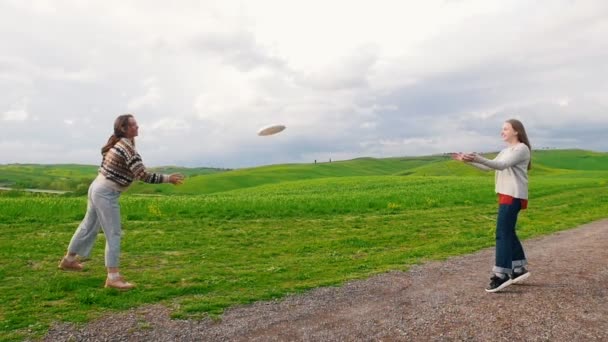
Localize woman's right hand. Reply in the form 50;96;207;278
451;153;476;162
168;173;185;185
451;153;466;161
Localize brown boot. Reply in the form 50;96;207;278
105;276;136;291
58;257;83;271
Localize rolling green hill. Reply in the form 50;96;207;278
0;164;98;191
0;164;227;193
128;155;449;195
532;149;608;170
1;149;606;195
133;150;607;195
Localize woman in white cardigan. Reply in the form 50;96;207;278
453;119;532;293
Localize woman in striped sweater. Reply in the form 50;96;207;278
453;119;532;293
58;114;184;290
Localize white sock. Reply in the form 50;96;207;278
494;272;507;279
514;267;525;273
108;272;120;280
66;254;76;262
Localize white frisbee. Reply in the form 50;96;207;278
257;124;286;136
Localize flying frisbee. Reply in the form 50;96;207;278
257;124;286;136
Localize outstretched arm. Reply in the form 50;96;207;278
473;145;529;170
127;153;185;185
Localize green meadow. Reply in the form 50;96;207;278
0;149;607;341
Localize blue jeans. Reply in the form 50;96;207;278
67;177;122;267
493;199;527;274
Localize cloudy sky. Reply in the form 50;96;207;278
1;0;607;168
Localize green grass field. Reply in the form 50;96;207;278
0;149;607;341
0;164;227;195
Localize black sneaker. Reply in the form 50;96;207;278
511;268;531;284
485;275;513;293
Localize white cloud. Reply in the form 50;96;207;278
148;118;190;132
0;140;98;164
128;78;162;111
190;30;285;72
2;99;29;121
45;68;99;83
557;98;570;107
1;0;607;167
2;108;28;121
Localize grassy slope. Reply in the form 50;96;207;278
131;149;608;194
0;164;227;192
130;156;448;195
533;149;608;170
1;150;606;195
0;164;98;189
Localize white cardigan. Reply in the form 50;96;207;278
469;143;530;199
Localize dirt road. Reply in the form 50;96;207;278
44;219;608;341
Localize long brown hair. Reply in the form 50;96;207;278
101;114;134;155
506;118;532;170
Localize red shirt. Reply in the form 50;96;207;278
498;193;528;210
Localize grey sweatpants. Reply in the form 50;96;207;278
67;177;122;267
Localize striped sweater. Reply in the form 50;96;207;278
99;138;167;187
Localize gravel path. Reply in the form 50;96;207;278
44;219;608;341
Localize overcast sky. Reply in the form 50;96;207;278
1;0;607;168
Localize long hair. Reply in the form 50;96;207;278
506;118;532;170
101;114;134;156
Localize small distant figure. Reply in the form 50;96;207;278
329;158;332;163
314;159;317;164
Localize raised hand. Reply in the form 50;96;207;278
462;153;477;162
451;153;466;161
169;173;185;185
451;153;476;162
